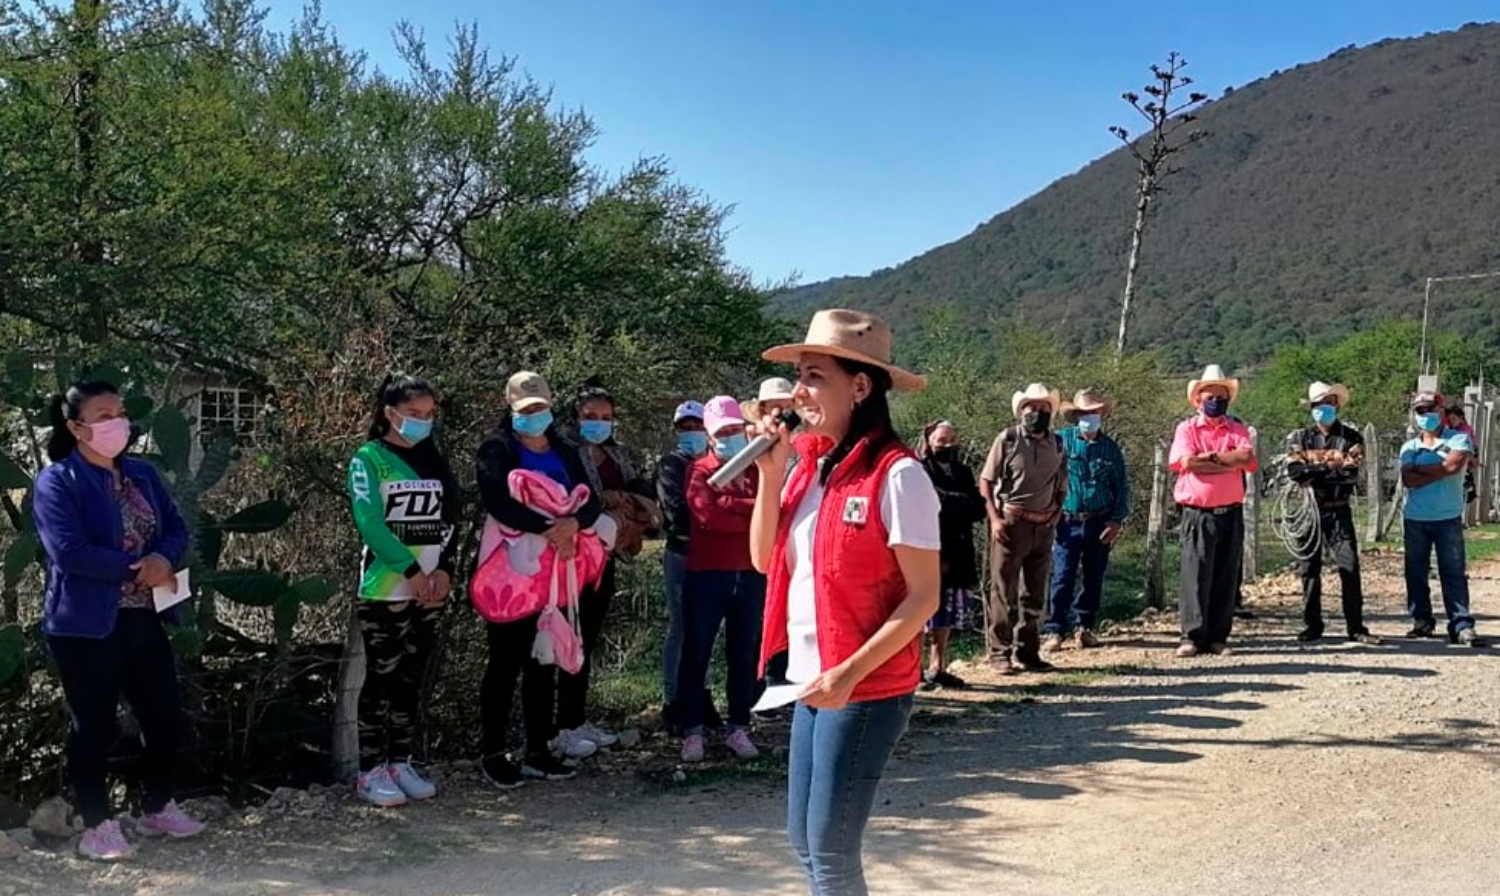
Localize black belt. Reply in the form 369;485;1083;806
1062;510;1106;522
1180;504;1241;515
1318;500;1351;510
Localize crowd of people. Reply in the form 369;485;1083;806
30;308;1485;894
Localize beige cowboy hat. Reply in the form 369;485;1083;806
763;309;927;392
757;377;796;402
1060;388;1116;416
1302;381;1351;408
1011;383;1062;418
1186;364;1240;405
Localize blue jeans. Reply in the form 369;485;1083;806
1404;517;1473;635
661;548;689;704
679;569;766;731
788;694;913;896
1045;515;1113;634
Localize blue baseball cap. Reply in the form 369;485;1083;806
673;401;705;423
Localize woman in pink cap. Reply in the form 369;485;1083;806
678;396;767;762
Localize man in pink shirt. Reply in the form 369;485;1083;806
1168;365;1259;657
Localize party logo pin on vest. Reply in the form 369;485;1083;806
842;496;870;526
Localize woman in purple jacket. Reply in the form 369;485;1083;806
33;381;205;861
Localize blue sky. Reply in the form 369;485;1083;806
264;0;1494;286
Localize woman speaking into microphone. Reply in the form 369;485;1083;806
749;309;941;896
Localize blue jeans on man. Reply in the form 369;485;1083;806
788;695;913;896
661;547;689;706
678;569;766;732
1403;516;1474;636
1045;514;1113;634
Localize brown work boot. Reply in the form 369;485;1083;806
1041;633;1065;653
1073;630;1101;650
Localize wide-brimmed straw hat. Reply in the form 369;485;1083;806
1011;383;1061;418
762;309;926;392
1060;389;1115;416
1187;364;1240;405
1303;381;1350;408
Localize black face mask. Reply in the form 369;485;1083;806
931;446;958;463
1022;410;1051;433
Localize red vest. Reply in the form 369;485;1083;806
760;431;920;703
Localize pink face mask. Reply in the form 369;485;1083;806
83;417;132;459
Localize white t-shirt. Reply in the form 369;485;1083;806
784;456;942;683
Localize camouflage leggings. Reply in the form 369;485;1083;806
357;600;440;767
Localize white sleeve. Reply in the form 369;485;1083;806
879;458;943;551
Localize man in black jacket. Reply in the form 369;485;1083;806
1284;381;1382;645
656;401;712;732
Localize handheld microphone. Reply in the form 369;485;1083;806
708;409;801;489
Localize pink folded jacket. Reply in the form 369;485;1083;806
470;469;612;623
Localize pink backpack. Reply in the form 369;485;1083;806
470;469;610;624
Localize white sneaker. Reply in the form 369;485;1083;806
389;761;437;800
575;723;619;748
551;729;600;760
356;765;408;808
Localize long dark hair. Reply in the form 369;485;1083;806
47;380;120;462
367;374;437;441
820;358;897;484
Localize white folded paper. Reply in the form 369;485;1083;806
152;569;192;613
751;683;803;714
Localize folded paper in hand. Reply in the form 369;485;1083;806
751;683;802;714
153;570;192;613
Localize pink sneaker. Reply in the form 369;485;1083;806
681;733;706;763
139;800;206;839
78;819;135;861
726;729;760;760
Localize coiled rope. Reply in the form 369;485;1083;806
1266;455;1324;562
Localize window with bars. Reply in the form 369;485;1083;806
197;387;258;443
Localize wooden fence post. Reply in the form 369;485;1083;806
1364;423;1382;543
1242;427;1261;581
1144;441;1169;609
331;605;365;783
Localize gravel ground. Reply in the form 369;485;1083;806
7;552;1498;896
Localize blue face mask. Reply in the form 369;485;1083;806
1201;396;1230;419
1077;414;1102;436
512;409;553;437
579;420;614;445
1311;405;1338;427
1415;412;1443;433
677;431;708;457
714;432;749;460
396;414;433;445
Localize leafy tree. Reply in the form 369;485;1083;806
1235;320;1487;438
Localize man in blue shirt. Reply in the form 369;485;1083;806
1044;390;1130;651
1400;391;1482;646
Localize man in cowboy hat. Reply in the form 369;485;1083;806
1169;365;1258;657
980;383;1068;674
1284;382;1381;645
1043;390;1130;652
1400;391;1483;646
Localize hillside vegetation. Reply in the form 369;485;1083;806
785;24;1500;370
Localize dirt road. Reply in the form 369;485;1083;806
10;553;1499;896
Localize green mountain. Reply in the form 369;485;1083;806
782;24;1500;369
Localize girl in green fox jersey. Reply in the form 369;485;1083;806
346;374;460;807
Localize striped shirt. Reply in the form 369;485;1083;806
1059;427;1130;521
